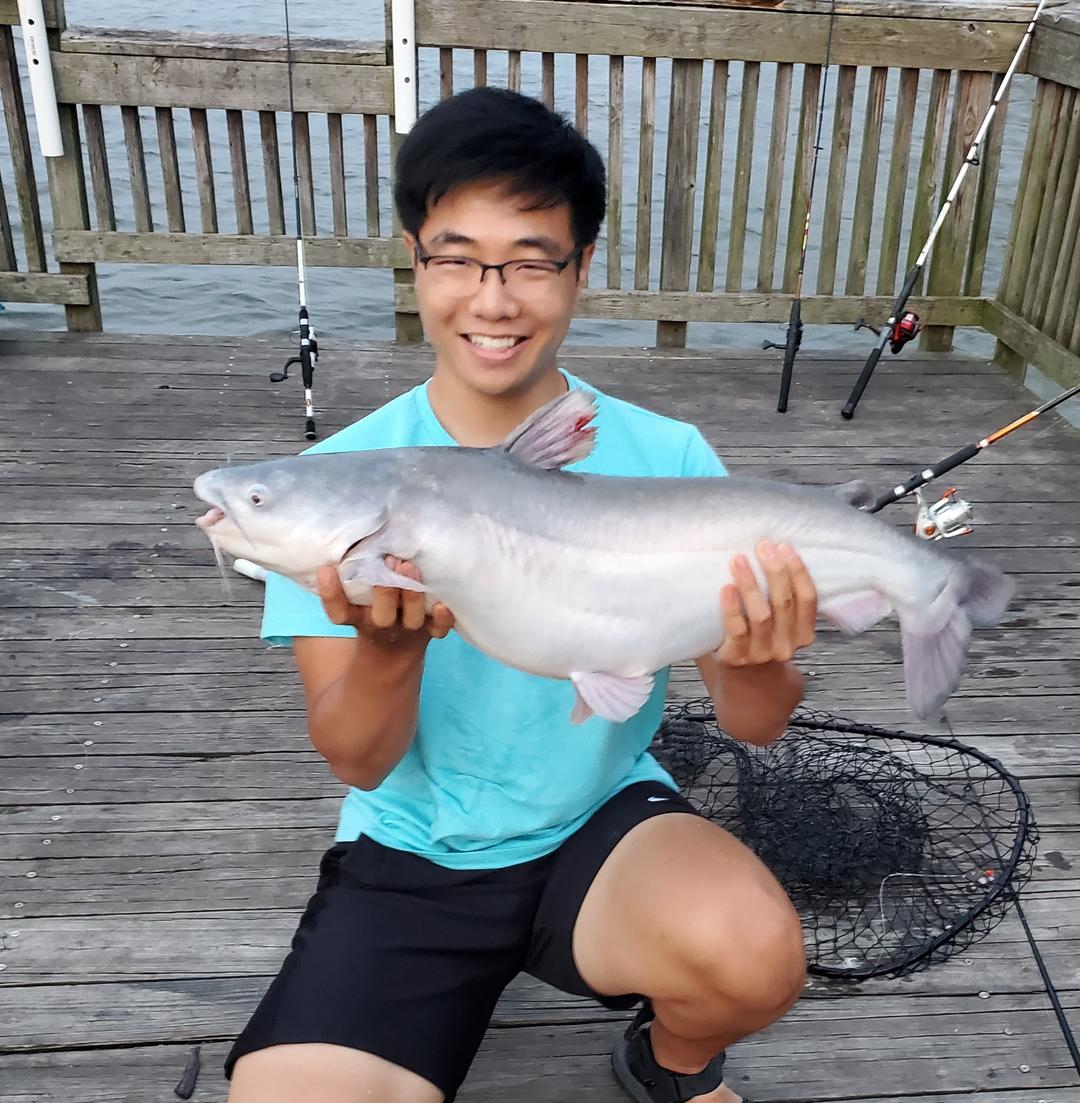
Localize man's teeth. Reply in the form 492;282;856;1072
467;334;522;349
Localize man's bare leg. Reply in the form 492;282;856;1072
573;813;807;1103
228;1043;445;1103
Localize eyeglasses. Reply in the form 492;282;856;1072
414;241;583;295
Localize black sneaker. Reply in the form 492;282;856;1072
612;1001;748;1103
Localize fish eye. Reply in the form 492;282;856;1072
248;484;270;507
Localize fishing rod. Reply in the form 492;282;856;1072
841;0;1050;421
268;0;319;441
763;0;839;413
868;380;1080;539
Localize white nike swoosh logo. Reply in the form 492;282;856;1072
646;796;671;802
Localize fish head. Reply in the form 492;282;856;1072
192;456;389;586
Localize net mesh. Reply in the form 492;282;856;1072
650;700;1039;979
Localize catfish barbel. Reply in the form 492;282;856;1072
193;389;1013;723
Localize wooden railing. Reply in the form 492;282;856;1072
0;0;1077;387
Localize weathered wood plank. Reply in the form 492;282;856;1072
0;272;91;305
52;230;409;268
984;302;1080;392
189;107;218;234
154;107;186;234
120;106;153;233
508;48;522;93
0;157;13;269
696;60;728;293
633;56;656;291
81;104;116;233
1044;137;1080;345
439;46;454;99
784;64;820;292
606;55;624;290
658;57;703;346
415;1;1032;70
963;74;1009;298
53;51;394;114
363;114;380;237
817;65;857;296
756;63;793;292
574;53;587;134
0;26;46;270
259;111;285;237
844;66;887;297
876;68;919;295
227;109;254;236
473;47;487;87
726;61;760;292
907;68;951;294
292;111;316;236
327;112;347;237
541;51;555;108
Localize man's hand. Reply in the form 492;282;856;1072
713;540;817;667
315;557;455;654
697;541;818;746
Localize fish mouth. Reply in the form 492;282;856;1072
195;506;226;530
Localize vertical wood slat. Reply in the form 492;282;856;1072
784;64;821;293
877;68;919;294
508;50;521;93
756;63;793;292
906;69;951;292
473;49;487;87
227;109;254;236
1019;86;1071;323
844;66;888;296
46;104;102;330
696;60;729;293
293;112;316;236
1027;88;1079;328
121;106;153;233
634;56;656;291
389;123;423;343
575;55;588;134
659;58;704;346
816;65;857;295
440;48;454;99
327;112;347;237
0;168;15;269
0;26;46;270
963;77;1008;297
82;104;116;232
541;52;555;108
155;107;185;233
364;114;380;237
190;108;218;234
260;111;285;237
726;62;760;291
1046;135;1080;344
924;71;993;350
1071;285;1080;355
996;80;1053;313
606;55;624;290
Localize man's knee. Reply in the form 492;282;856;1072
682;890;807;1016
227;1043;445;1103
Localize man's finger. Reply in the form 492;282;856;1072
370;585;400;629
782;543;818;647
428;602;455;639
316;565;351;625
758;541;795;660
396;560;427;631
732;553;772;629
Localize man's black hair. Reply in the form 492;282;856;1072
393;86;606;248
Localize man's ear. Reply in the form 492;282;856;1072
402;231;417;271
576;242;596;287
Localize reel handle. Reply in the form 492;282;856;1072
761;339;785;351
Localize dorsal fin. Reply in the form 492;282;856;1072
833;479;876;509
501;389;598;470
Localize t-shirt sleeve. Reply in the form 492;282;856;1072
259;569;357;648
680;428;728;478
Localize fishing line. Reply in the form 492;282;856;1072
841;0;1051;420
268;0;319;441
764;0;839;413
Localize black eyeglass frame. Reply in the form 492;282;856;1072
413;241;585;286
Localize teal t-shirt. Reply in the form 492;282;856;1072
261;369;727;868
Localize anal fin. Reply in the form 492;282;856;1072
569;671;655;724
820;590;892;635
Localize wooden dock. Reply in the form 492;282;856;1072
2;333;1079;1102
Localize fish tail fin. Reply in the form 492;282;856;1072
899;558;1013;718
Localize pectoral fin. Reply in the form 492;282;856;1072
569;671;655;724
338;556;428;593
820;590;892;634
501;389;598;469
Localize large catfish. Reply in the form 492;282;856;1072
193;389;1013;723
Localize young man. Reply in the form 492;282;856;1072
226;87;817;1103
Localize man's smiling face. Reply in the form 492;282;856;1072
405;179;595;399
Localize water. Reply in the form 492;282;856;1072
0;0;1033;357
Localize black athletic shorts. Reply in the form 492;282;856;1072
224;780;699;1100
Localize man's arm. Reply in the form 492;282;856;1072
294;560;454;790
696;540;817;746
